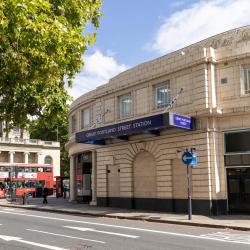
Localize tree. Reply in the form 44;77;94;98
0;0;102;130
29;105;70;176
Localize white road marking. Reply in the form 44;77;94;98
64;226;139;238
27;229;105;244
200;232;250;244
1;210;250;245
0;234;66;250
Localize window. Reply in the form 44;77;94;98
71;114;77;133
13;127;20;133
154;82;171;109
119;94;132;118
225;131;250;153
243;68;250;94
81;108;90;129
44;167;52;172
44;156;53;164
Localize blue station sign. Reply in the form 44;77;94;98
76;114;166;143
169;112;193;130
76;112;195;144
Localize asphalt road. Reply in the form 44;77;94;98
0;207;250;250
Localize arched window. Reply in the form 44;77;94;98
44;156;53;164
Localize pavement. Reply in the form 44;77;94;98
0;196;250;232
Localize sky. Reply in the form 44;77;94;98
68;0;250;99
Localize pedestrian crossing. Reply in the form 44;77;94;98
200;232;250;244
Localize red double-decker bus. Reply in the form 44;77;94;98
0;163;54;198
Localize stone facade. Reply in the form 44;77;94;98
66;26;250;215
0;123;60;178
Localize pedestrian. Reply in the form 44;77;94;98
42;186;49;204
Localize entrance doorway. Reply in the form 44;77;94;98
76;152;92;203
227;168;250;212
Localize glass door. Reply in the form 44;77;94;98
227;168;250;212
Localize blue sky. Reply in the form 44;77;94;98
69;0;250;99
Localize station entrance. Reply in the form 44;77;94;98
227;168;250;213
76;152;92;203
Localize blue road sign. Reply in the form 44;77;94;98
190;153;198;167
182;151;193;165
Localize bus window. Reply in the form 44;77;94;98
29;168;37;173
24;181;31;188
0;181;5;188
44;168;52;172
17;167;24;172
10;181;17;188
17;181;25;188
38;168;44;172
30;181;36;188
37;180;45;187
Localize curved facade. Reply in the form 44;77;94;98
66;26;250;215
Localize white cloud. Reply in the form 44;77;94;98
152;0;250;54
68;50;129;100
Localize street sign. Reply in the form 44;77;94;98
182;151;193;165
191;153;198;167
169;112;193;130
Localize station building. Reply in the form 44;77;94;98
66;26;250;215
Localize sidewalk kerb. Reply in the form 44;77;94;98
1;204;250;232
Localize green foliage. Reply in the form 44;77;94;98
29;104;70;176
0;0;102;130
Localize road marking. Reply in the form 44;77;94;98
0;234;66;250
200;232;250;244
1;210;250;245
27;229;105;244
64;226;139;238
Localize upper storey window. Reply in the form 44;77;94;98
119;94;132;118
244;68;250;94
155;82;171;109
71;114;77;133
81;108;90;129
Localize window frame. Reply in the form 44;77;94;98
154;81;171;109
71;114;77;133
81;107;90;129
44;155;53;164
119;93;132;118
243;68;250;95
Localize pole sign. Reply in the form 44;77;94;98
182;151;193;165
190;153;198;167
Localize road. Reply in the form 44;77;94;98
0;207;250;250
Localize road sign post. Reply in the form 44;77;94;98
182;150;197;220
187;164;192;220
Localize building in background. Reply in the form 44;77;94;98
66;26;250;215
0;122;60;178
